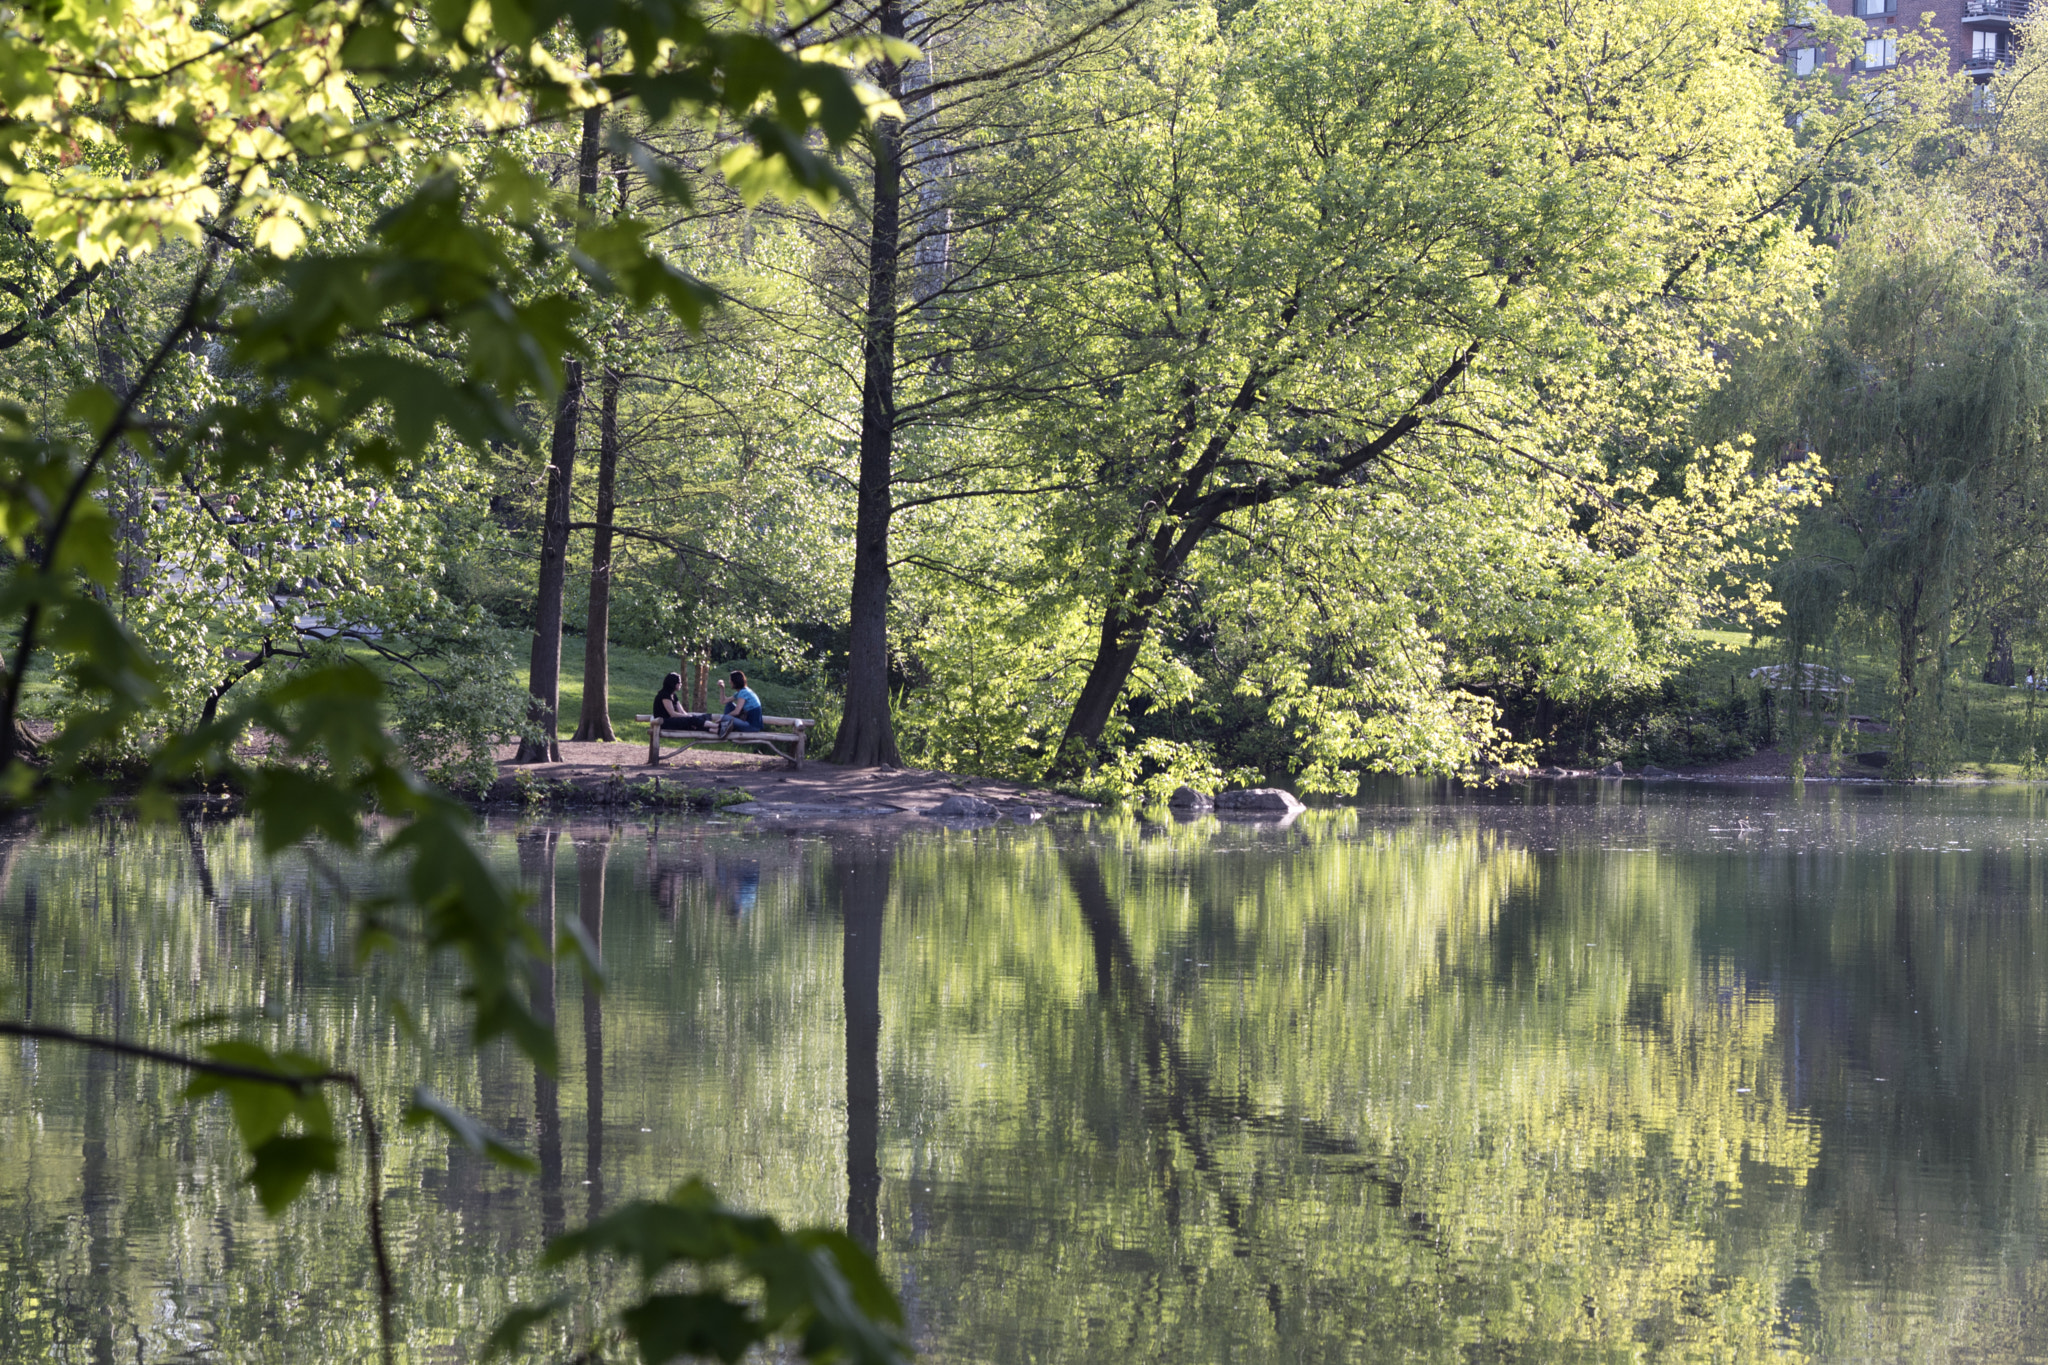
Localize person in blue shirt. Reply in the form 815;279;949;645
717;670;766;738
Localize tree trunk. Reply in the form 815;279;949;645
1895;603;1922;775
1985;621;2014;686
832;3;907;769
95;306;147;601
1051;595;1158;778
516;102;606;763
571;348;622;742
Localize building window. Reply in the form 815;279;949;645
1791;46;1819;75
1863;31;1898;68
1973;29;2003;58
1855;0;1896;16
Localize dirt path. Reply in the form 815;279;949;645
485;740;1092;817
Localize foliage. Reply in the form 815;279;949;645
1063;732;1256;808
1725;187;2048;778
955;0;1833;787
505;1179;910;1364
1628;713;1757;771
0;0;910;1355
388;628;536;795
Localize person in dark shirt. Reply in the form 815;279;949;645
652;672;715;731
717;670;766;738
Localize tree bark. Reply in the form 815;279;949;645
832;1;907;769
1985;621;2014;686
516;101;606;763
94;306;148;602
1895;588;1924;774
1052;593;1160;776
571;344;622;742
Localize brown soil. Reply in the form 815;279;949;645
1681;744;1888;781
485;739;1093;816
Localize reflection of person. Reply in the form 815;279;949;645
717;670;766;738
653;672;715;732
716;860;761;918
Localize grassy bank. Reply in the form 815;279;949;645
1671;629;2048;779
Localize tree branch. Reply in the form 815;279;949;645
0;1019;395;1365
0;264;104;352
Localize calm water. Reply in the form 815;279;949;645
9;784;2048;1361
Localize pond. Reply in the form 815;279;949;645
9;782;2048;1362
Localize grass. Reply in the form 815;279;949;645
1674;628;2048;778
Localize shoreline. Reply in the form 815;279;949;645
479;740;1097;818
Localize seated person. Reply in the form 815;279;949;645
652;672;716;731
718;670;766;737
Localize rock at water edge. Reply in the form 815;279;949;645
1215;788;1306;815
1598;761;1625;777
1167;786;1214;811
932;794;1001;818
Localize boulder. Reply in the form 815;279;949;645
1215;788;1306;815
1641;764;1674;778
1599;761;1625;777
932;793;1000;818
1167;785;1214;811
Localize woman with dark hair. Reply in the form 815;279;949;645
653;672;715;732
717;669;765;738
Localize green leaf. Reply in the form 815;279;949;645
621;1293;764;1365
746;1240;909;1364
482;1293;571;1362
62;383;119;434
403;1085;538;1172
246;766;367;851
382;993;423;1043
557;913;605;993
792;1229;907;1328
174;1006;281;1034
185;1051;296;1147
544;1181;776;1276
248;1134;339;1215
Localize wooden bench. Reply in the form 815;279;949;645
636;714;813;769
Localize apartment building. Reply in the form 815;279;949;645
1793;0;2022;80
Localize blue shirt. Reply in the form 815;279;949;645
729;687;763;726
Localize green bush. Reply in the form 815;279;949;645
1627;714;1754;768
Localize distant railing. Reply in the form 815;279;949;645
1963;0;2029;20
1964;49;2018;72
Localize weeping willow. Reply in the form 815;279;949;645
1735;188;2048;777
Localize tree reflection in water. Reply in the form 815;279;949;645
9;793;2048;1360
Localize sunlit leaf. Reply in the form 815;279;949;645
404;1085;539;1172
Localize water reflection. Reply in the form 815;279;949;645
9;790;2048;1358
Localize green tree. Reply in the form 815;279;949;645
1734;189;2048;776
978;0;1841;782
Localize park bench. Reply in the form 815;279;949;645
636;713;813;769
1749;663;1854;694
